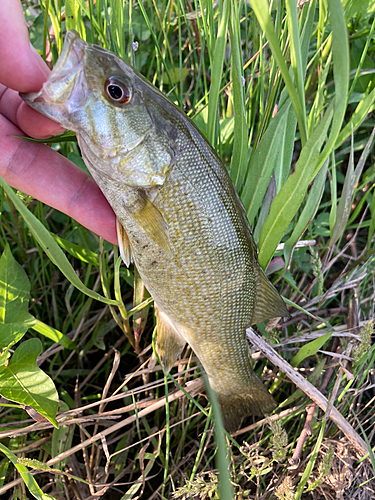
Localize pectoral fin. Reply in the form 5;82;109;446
251;266;290;324
130;189;171;255
155;306;186;373
117;219;133;267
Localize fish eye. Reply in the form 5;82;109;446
105;77;131;104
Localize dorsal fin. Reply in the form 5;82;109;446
251;265;290;324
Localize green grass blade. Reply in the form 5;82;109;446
52;234;99;266
32;319;77;351
283;158;328;267
348;16;375;102
65;0;78;32
291;332;332;367
367;176;375;252
228;0;249;190
203;373;234;500
285;0;307;127
243;99;293;226
258;102;334;269
335;87;375;148
0;178;120;306
206;0;230;148
315;0;349;172
330;125;375;247
135;0;175;92
250;0;307;145
0;442;57;500
295;420;326;499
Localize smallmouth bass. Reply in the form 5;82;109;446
22;31;289;430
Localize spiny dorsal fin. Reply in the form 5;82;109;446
116;219;133;267
251;265;290;324
155;306;186;373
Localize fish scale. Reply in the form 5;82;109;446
21;30;290;431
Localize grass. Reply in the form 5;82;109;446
0;0;375;498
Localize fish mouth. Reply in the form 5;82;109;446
20;30;86;108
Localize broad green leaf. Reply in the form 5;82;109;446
0;245;36;348
32;320;77;351
258;103;334;269
243;99;293;226
0;348;10;367
283;159;329;267
290;332;332;367
0;177;120;306
0;442;57;500
0;338;58;427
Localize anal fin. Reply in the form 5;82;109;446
155;305;186;373
251;265;290;324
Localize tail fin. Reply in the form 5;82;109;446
216;378;276;432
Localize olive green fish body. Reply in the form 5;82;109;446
22;31;289;430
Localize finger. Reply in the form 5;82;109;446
0;0;50;92
0;114;117;244
0;86;64;138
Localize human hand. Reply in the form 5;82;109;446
0;0;117;244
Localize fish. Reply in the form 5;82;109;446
21;30;289;431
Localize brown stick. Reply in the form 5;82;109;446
246;327;368;456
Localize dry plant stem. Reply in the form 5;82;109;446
0;379;205;496
90;349;121;481
246;327;368;455
78;336;125;392
37;308;108;365
289;403;316;467
325;341;354;420
74;377;95;496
